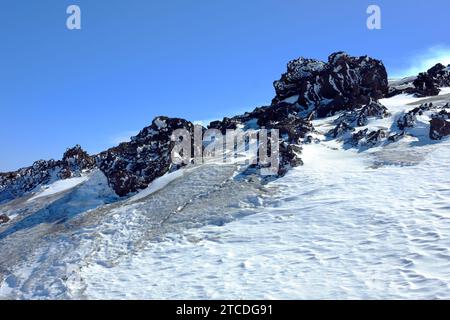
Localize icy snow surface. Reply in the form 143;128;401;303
28;176;89;201
2;91;450;299
80;91;450;299
80;140;450;299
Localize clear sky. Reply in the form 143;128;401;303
1;0;450;171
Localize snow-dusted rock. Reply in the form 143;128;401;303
0;214;9;225
430;110;450;140
59;145;96;179
0;145;96;204
208;102;313;175
389;64;450;98
351;129;387;147
0;116;198;200
272;52;388;117
0;159;61;203
97;116;196;197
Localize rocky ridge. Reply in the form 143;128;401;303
388;63;450;98
2;52;450;209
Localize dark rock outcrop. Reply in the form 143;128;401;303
272;52;389;117
0;144;97;203
429;109;450;140
397;112;417;131
328;121;355;139
0;214;10;225
327;101;389;140
59;145;96;179
97;117;196;197
0;159;61;203
389;64;450;98
352;129;386;146
0;51;396;201
207;102;313;176
430;118;450;140
335;101;389;127
388;131;406;142
0;117;197;200
413;72;441;97
397;103;434;130
425;63;450;88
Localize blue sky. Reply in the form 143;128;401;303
1;0;450;171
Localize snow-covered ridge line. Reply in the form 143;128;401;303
77;89;450;299
2;52;449;210
1;51;450;299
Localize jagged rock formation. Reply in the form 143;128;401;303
397;103;434;130
1;160;60;203
0;118;197;200
2;52;448;202
60;145;96;179
329;101;389;138
430;109;450;140
0;145;97;203
97;117;195;197
208;102;313;175
0;214;9;225
388;63;450;98
392;101;450;141
272;52;389;117
352;129;387;147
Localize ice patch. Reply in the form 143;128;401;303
28;176;89;201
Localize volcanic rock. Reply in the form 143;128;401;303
272;52;389;117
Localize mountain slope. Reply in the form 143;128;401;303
80;90;450;299
1;52;450;299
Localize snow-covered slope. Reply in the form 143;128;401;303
1;52;450;299
2;89;450;299
74;91;450;299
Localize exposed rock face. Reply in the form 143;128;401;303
424;63;450;88
0;159;61;203
397;103;434;130
335;101;389;127
0;144;97;203
272;52;389;117
208;102;313;175
0;117;197;200
389;64;450;98
97;117;196;197
352;129;387;147
59;145;96;179
430;109;450;140
0;214;10;225
413;72;441;97
0;51;397;201
327;101;389;141
430;118;450;140
329;121;355;139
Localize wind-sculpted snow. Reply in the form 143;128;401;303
0;145;95;204
2;53;450;299
0;164;267;298
78;94;450;299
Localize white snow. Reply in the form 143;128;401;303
75;91;450;299
129;169;187;202
2;90;450;300
80;137;450;299
28;176;89;201
154;117;167;129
